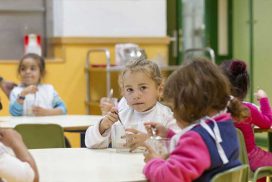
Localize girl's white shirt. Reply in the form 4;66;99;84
0;142;34;182
10;84;56;115
85;101;179;148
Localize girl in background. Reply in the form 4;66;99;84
220;60;272;181
9;53;67;116
143;58;248;182
85;59;179;150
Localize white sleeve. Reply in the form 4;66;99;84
84;121;111;149
0;153;34;182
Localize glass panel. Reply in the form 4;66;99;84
0;0;53;60
182;0;205;52
218;0;228;55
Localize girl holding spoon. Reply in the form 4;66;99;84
85;59;179;150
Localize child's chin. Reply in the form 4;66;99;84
132;106;143;112
133;106;150;112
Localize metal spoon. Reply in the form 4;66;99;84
113;108;124;127
109;88;113;99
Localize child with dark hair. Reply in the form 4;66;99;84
143;58;249;182
220;60;272;179
9;53;67;116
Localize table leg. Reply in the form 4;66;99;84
80;132;86;148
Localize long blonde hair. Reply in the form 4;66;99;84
119;59;162;91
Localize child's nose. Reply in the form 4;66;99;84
133;90;141;99
26;69;31;73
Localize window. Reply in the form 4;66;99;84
0;0;52;59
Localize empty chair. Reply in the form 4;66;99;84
237;128;272;181
211;164;249;182
15;123;66;149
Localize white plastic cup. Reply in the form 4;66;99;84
25;99;34;116
112;123;128;152
147;138;171;156
124;122;138;147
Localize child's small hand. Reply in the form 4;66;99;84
99;107;119;134
143;142;165;163
255;89;267;101
21;85;38;96
144;122;168;138
100;99;115;116
32;106;49;116
125;128;148;152
100;97;118;116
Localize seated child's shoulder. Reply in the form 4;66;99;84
157;102;173;113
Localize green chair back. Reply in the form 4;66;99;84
15;123;66;149
236;129;250;165
211;164;249;182
236;128;272;181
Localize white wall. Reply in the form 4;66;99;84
53;0;166;37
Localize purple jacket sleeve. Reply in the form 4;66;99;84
144;131;211;182
245;98;272;128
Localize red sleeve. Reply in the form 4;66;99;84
144;131;211;182
246;98;272;128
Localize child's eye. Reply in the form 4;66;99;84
140;86;147;91
126;88;133;92
31;66;37;71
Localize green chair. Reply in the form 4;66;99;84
211;164;249;182
237;128;272;181
15;123;66;149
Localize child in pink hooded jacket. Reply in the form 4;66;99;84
143;58;249;182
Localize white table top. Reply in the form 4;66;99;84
0;115;102;131
30;148;147;182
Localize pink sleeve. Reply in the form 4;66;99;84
246;98;272;128
144;131;211;182
166;129;176;138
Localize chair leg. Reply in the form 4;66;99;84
65;136;71;148
268;132;272;152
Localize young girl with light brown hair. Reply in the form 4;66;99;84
143;58;248;182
